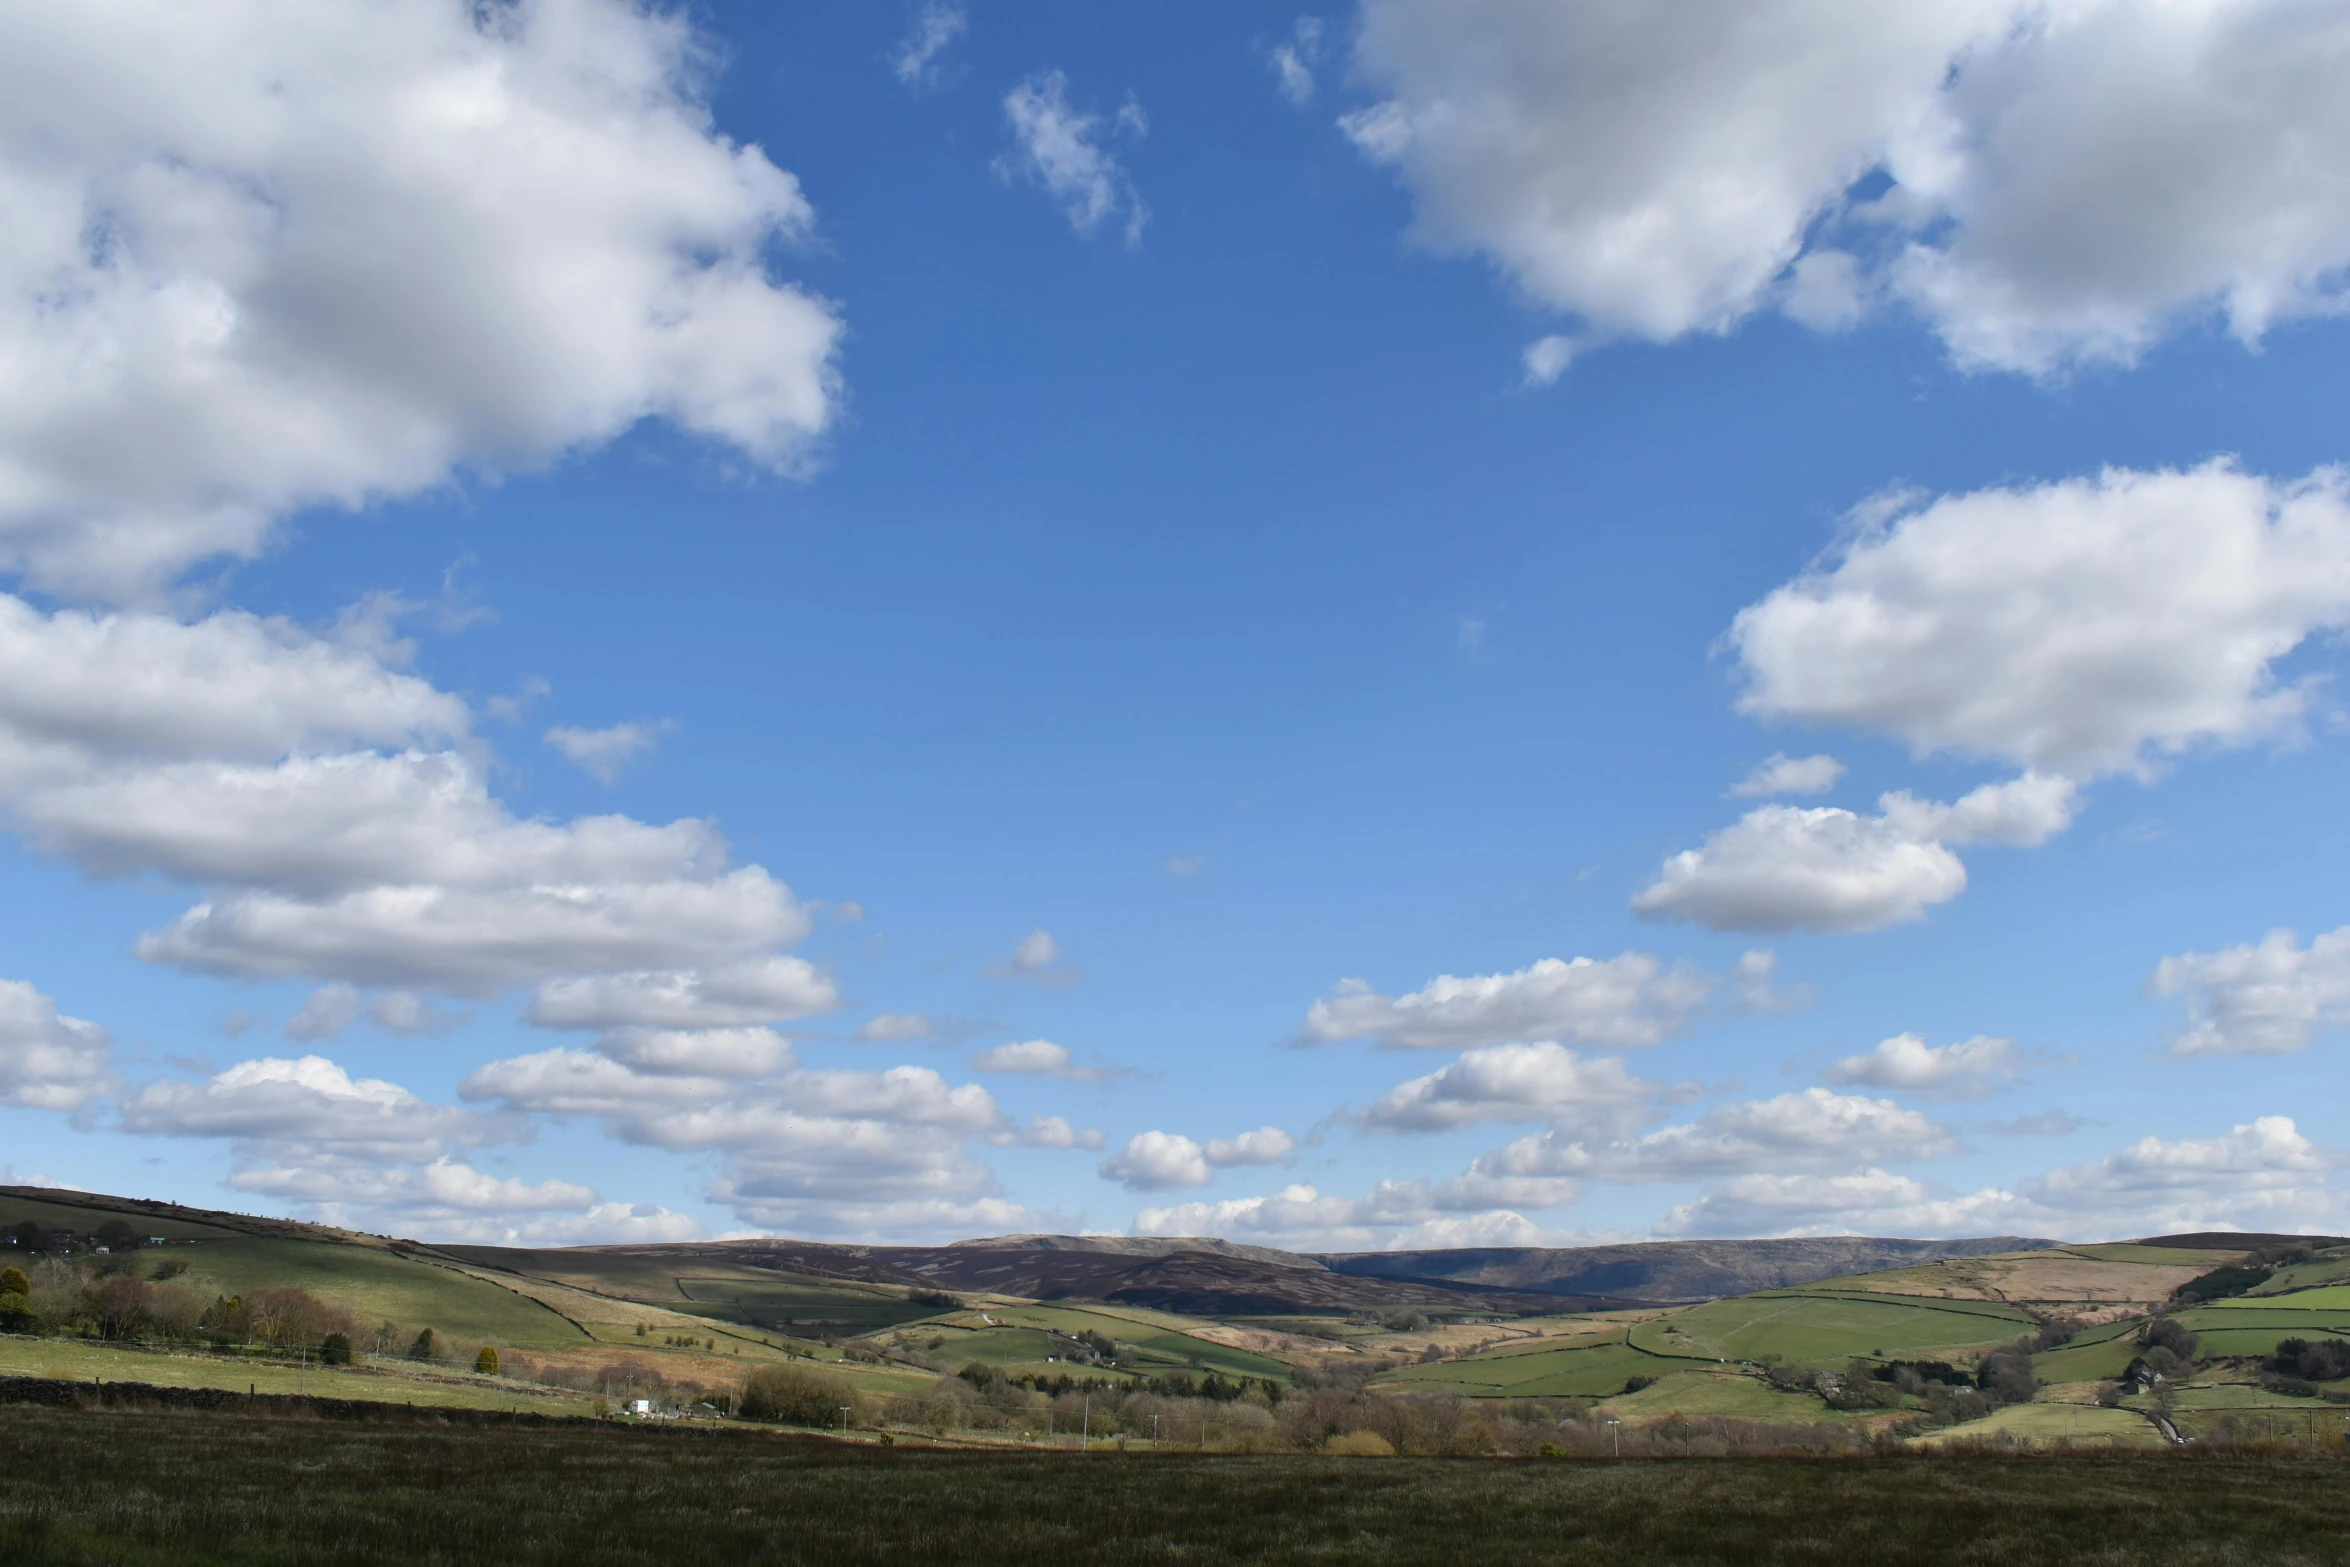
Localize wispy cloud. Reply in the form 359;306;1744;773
891;2;965;88
998;71;1149;244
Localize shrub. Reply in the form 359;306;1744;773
475;1346;501;1375
2139;1317;2200;1362
408;1328;437;1362
0;1265;27;1297
1325;1430;1396;1456
739;1365;861;1427
1975;1342;2038;1407
2269;1337;2350;1383
320;1333;353;1366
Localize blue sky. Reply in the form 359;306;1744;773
3;0;2349;1247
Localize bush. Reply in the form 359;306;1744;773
408;1328;437;1362
2269;1337;2350;1383
739;1365;861;1427
2139;1317;2200;1361
475;1346;501;1375
1325;1429;1396;1456
0;1265;27;1298
320;1333;353;1366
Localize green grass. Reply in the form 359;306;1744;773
675;1277;944;1334
1597;1371;1844;1425
1648;1291;2030;1367
163;1238;587;1349
8;1403;2350;1565
1379;1335;1682;1398
918;1305;1293;1384
2064;1244;2250;1267
0;1193;238;1241
0;1337;598;1415
2031;1320;2141;1383
1909;1404;2164;1449
2200;1284;2350;1311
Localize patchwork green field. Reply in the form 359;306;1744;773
1629;1290;2029;1365
1376;1330;1697;1398
1908;1403;2164;1448
167;1238;589;1348
0;1336;599;1415
2201;1285;2350;1311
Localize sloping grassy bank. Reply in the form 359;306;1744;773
3;1401;2349;1565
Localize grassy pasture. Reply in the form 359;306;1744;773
2246;1253;2350;1295
2065;1244;2250;1268
917;1303;1294;1383
8;1404;2350;1565
0;1337;598;1415
1647;1291;2029;1366
2032;1321;2141;1382
160;1238;587;1348
676;1276;942;1334
1377;1334;1684;1398
1811;1246;2220;1308
0;1193;237;1241
1595;1370;1840;1425
1908;1403;2164;1449
2200;1284;2350;1311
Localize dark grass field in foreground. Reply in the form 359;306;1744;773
4;1405;2349;1566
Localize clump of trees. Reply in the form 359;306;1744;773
738;1365;863;1426
2263;1336;2350;1398
2126;1317;2200;1387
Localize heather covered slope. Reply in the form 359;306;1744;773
1319;1237;2063;1303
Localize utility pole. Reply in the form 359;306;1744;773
1081;1393;1090;1452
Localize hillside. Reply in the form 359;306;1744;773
1321;1236;2062;1302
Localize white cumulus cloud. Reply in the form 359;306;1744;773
0;0;840;598
1363;1043;1655;1135
1100;1131;1212;1192
0;978;111;1112
1635;775;2078;934
1730;464;2350;779
2151;926;2350;1058
1301;953;1712;1050
1821;1033;2028;1101
1342;0;2350;374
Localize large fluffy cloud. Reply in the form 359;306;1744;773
1469;1088;1957;1189
2150;926;2350;1058
1730;465;2350;779
1662;1115;2334;1238
121;1053;506;1163
1300;953;1712;1049
463;1049;1067;1237
1821;1033;2027;1101
1362;1043;1655;1135
1344;0;2350;373
1098;1125;1303;1192
0;595;834;1008
0;979;112;1112
1634;802;1967;934
1633;776;2075;934
0;0;839;597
